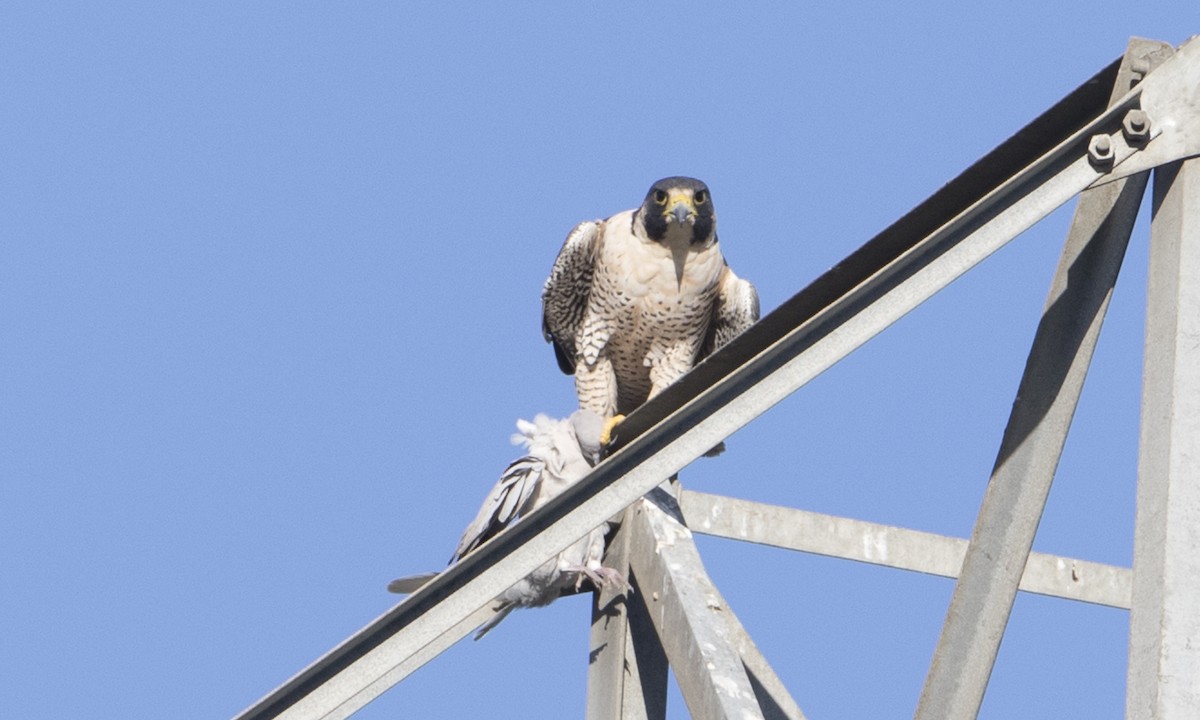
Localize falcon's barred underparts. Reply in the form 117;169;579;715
542;177;759;440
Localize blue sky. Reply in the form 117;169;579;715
2;4;1194;718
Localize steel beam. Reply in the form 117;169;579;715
915;39;1163;720
720;595;807;720
586;509;668;720
623;493;764;720
233;37;1200;720
680;490;1131;609
588;493;807;720
1125;158;1200;719
656;488;807;720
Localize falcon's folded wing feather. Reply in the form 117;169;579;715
542;221;602;374
700;264;760;359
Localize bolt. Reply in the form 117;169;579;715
1130;58;1151;85
1122;109;1151;144
1088;134;1115;169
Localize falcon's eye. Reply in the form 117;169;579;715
654;190;669;205
694;190;708;205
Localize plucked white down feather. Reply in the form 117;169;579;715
386;409;626;639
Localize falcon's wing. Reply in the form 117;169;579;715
542;221;602;374
700;264;760;359
451;456;544;563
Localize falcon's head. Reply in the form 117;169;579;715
635;176;716;246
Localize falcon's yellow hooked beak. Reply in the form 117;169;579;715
663;189;697;226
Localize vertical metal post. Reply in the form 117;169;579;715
1125;158;1200;719
915;41;1163;719
587;510;668;720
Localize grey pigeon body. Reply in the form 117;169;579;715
387;410;626;639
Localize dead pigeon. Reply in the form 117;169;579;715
387;410;627;639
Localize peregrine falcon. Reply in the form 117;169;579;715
542;177;759;442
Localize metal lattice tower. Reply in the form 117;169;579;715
235;36;1200;720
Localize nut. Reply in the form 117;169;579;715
1122;109;1151;144
1088;134;1115;169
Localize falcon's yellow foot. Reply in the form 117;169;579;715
599;414;626;447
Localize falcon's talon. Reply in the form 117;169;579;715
599;414;626;447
